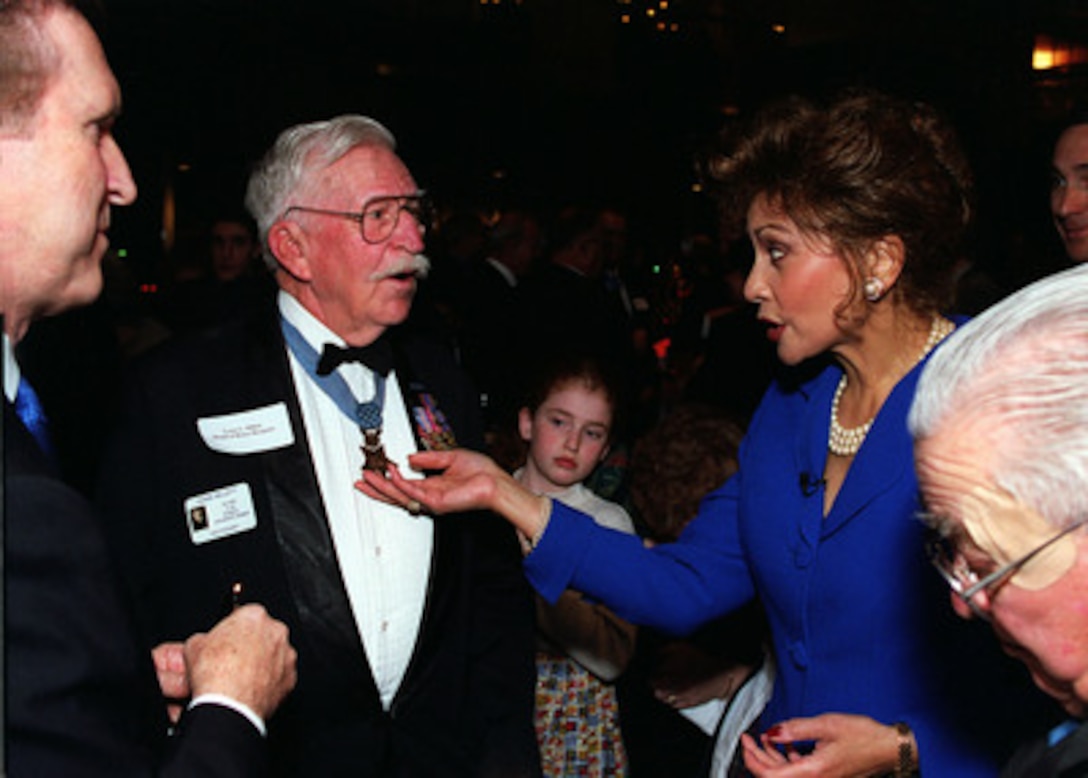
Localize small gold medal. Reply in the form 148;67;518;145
361;428;389;474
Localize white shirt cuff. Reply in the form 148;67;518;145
188;693;267;736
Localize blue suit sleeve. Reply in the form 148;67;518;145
524;475;756;636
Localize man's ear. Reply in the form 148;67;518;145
866;235;906;291
518;408;533;443
267;220;311;281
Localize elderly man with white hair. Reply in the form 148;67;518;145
97;114;539;776
910;262;1088;777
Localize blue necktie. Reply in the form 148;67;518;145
1049;719;1080;746
14;377;55;460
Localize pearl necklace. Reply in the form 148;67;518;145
827;315;955;457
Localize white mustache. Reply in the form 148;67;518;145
368;253;431;281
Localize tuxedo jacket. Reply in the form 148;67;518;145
97;299;539;777
5;402;266;777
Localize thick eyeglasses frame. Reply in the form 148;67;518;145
926;515;1088;619
282;191;433;245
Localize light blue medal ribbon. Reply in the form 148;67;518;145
280;317;389;472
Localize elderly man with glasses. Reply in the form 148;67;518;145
910;262;1088;777
98;115;539;777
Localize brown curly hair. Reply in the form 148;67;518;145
705;89;974;317
628;403;745;543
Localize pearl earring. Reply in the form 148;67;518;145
863;277;885;302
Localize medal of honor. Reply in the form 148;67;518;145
355;374;388;475
361;428;389;474
279;318;395;480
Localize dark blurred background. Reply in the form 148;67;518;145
98;0;1088;290
20;0;1088;498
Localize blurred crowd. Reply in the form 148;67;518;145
10;4;1088;776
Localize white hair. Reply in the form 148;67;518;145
909;263;1088;529
244;114;396;269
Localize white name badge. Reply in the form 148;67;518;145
197;403;294;455
184;482;258;545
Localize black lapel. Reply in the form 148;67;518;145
247;311;376;679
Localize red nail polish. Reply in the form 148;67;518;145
766;725;782;738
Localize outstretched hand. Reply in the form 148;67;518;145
741;713;911;778
356;448;551;540
356;449;505;515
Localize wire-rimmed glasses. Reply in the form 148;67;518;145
926;516;1088;619
283;191;434;244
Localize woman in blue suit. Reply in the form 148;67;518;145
361;91;1053;776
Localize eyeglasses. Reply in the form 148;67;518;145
282;191;434;244
926;516;1088;619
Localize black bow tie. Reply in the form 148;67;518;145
316;339;393;377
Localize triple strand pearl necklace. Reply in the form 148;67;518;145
827;315;955;457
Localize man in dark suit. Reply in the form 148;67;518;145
98;115;539;777
0;1;298;776
158;208;275;337
457;210;541;437
517;207;634;371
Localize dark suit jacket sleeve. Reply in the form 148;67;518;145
6;406;266;778
160;705;266;778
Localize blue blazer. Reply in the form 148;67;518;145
527;344;1057;774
